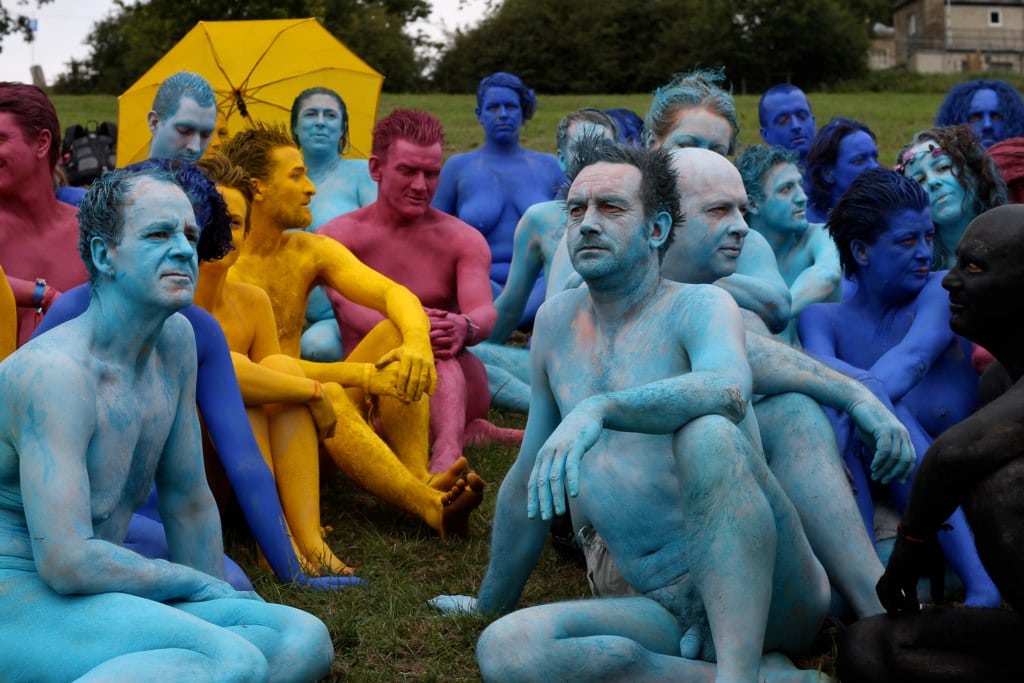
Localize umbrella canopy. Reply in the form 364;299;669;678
117;18;383;167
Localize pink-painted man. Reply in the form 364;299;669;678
319;109;503;473
0;82;85;345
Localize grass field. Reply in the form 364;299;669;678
54;90;954;166
45;88;951;680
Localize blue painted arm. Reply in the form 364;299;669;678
35;289;358;589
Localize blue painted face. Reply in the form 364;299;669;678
111;177;199;310
295;93;344;155
477;86;523;143
565;162;650;281
901;141;969;230
967;88;1005;149
148;97;218;163
653;106;732;157
830;130;879;199
760;91;815;157
557;121;613;173
756;162;808;233
859;207;934;298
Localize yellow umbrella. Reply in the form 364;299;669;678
117;17;383;167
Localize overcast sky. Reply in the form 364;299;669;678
0;0;490;85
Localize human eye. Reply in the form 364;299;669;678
795;111;808;121
567;202;585;218
968;113;982;123
175;126;196;136
185;227;200;244
992;112;1003;122
775;114;791;126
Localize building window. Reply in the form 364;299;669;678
909;14;917;36
990;10;1002;27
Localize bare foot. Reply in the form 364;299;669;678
464;418;524;447
438;471;486;540
304;542;358;577
426;455;469;491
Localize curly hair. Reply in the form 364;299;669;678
476;72;538;121
643;67;739;155
935;79;1024;142
805;117;876;212
896;125;1007;268
566;139;682;261
290;86;351;155
827;167;930;276
896;125;1007;219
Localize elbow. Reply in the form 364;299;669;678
764;295;792;334
721;383;749;424
37;550;91;595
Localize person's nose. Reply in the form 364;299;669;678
794;185;808;208
410;170;427;191
913;236;931;261
185;133;202;155
865;157;880;171
729;212;750;238
169;231;196;262
981;113;995;132
941;266;961;293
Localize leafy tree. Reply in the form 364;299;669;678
52;0;431;93
0;0;53;53
433;0;873;94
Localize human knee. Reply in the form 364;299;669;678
205;633;270;683
273;609;334;680
673;414;753;485
477;615;546;683
300;322;344;362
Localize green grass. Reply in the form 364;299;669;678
53;89;956;165
221;408;594;682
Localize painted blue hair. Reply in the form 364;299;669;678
152;71;216;119
805;116;876;212
603;108;644;147
735;145;801;205
757;83;809;128
476;72;537;121
290;86;351;155
935;79;1024;141
827;167;929;275
643;67;739;154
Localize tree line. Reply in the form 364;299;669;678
2;0;893;94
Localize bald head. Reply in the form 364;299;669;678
662;147;750;284
671;147;744;201
943;204;1024;353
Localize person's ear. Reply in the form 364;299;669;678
35;128;52;162
851;238;870;268
147;110;160;134
822;165;835;185
759;126;769;142
251;177;266;203
649;211;672;250
90;237;115;277
475;105;483;124
368;155;384;183
746;194;761;217
557;150;568;175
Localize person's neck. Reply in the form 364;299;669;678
367;200;426;231
303;148;341;183
482;136;521;154
84;287;175;374
193;262;228;312
937;215;973;259
850;273;915;316
245;212;289;254
755;223;799;255
1;169;62;226
589;265;663;326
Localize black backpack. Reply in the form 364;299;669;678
61;120;117;186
